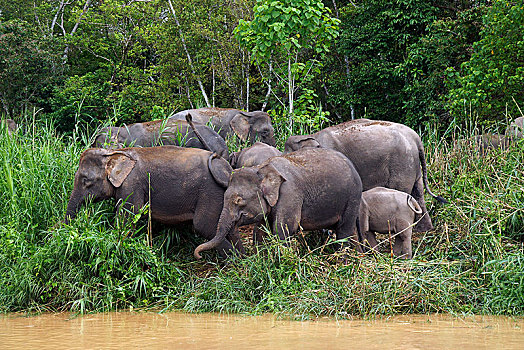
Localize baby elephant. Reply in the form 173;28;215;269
359;187;422;259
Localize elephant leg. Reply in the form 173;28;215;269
252;223;266;245
272;208;300;245
364;231;379;252
115;191;144;229
393;220;413;259
411;177;434;232
335;204;361;252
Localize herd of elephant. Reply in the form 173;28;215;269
3;113;523;260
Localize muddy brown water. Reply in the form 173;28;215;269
1;312;523;349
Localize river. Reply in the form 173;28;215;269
1;312;523;349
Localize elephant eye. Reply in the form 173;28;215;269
82;177;94;188
233;196;245;206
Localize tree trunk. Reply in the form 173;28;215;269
167;0;211;108
288;57;293;115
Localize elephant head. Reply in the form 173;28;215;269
65;149;136;223
193;163;285;259
3;119;18;135
230;111;276;146
92;127;128;149
284;135;321;153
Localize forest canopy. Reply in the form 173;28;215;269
0;0;522;129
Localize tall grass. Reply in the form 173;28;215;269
0;113;523;316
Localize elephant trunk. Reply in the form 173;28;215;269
64;189;85;224
265;136;276;147
194;209;236;259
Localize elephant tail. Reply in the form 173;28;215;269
407;195;423;214
186;113;213;154
418;140;448;204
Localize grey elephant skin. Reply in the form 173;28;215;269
506;117;524;139
228;141;282;244
65;146;244;258
229;142;282;169
284;119;446;232
2;119;17;135
475;133;510;154
194;148;363;259
360;187;422;259
171;107;276;146
92;118;229;158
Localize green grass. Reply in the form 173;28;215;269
0;113;523;317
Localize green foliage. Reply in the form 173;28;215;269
397;6;485;126
0;19;63;117
447;1;524;124
235;0;339;60
335;0;438;123
235;0;340;114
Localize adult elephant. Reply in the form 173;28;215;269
284;119;446;232
2;119;17;135
65;146;244;258
171;107;276;146
92;117;229;158
194;148;363;259
506;117;524;139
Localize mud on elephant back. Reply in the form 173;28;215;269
284;118;447;232
64;146;244;259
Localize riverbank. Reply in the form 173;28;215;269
0;117;523;316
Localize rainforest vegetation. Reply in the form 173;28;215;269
0;0;523;316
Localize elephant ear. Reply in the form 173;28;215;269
296;136;320;149
258;164;285;207
209;153;233;188
230;113;251;141
285;135;320;152
105;152;136;188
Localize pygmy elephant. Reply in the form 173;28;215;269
506;117;524;139
284;119;446;232
228;141;282;244
65;146;244;258
171;107;276;146
2;119;17;135
194;148;363;259
228;142;282;169
359;187;422;259
92;117;229;158
475;133;510;154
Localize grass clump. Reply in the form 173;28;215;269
0;113;523;317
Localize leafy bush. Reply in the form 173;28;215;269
447;1;524;125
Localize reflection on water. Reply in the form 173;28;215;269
1;312;523;349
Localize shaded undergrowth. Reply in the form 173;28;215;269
0;116;523;317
